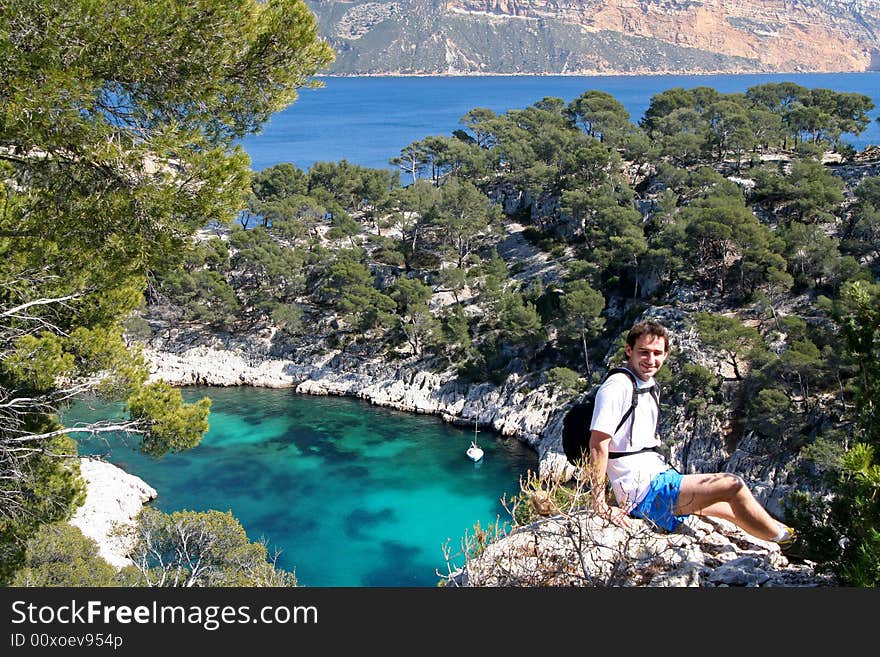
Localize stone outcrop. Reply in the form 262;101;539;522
451;0;878;71
446;512;834;587
69;457;157;569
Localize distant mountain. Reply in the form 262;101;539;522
305;0;880;75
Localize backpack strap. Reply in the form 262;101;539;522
605;367;639;436
608;446;660;460
604;367;660;449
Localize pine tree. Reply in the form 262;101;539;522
0;0;333;583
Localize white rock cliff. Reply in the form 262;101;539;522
69;457;157;569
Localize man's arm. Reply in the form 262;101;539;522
589;429;632;528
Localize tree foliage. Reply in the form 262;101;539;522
11;522;137;587
0;0;332;583
792;281;880;585
125;508;297;587
694;313;765;380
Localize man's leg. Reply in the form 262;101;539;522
674;473;783;541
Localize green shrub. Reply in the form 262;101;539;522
546;367;585;398
10;523;136;587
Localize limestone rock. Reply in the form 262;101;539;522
446;513;833;587
145;343;561;451
69;458;157;569
309;0;879;75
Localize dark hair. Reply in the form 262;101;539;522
626;320;670;353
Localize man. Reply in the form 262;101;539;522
588;319;796;546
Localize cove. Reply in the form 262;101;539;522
70;387;538;587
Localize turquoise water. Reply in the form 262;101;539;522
240;72;880;171
70;388;537;587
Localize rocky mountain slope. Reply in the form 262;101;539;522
305;0;880;75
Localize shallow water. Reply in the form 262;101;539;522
69;387;538;586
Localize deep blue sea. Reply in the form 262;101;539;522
71;388;536;587
240;72;880;172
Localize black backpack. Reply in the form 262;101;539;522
561;367;660;466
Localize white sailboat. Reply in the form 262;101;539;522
466;418;484;462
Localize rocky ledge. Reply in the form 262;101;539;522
69;458;157;569
447;512;834;587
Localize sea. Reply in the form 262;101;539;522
71;388;537;587
240;72;880;173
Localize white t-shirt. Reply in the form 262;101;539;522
589;369;668;511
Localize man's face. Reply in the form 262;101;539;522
625;334;668;382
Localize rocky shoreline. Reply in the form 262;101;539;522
139;301;801;515
142;336;573;478
69;457;157;569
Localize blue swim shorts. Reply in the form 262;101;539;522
629;468;687;532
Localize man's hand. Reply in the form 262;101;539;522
588;430;632;528
594;503;633;529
